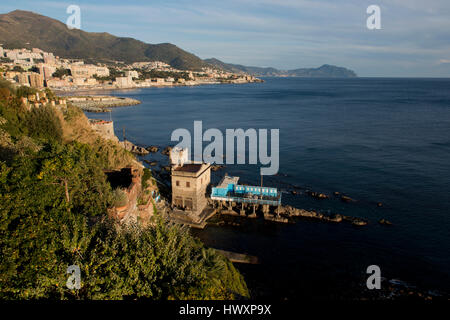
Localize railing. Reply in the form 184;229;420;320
210;190;281;206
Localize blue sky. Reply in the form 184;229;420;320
2;0;450;77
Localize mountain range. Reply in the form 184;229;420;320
0;10;357;77
204;58;357;77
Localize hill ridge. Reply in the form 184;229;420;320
0;10;207;70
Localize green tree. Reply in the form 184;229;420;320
52;68;71;78
0;84;249;300
25;105;63;143
12;66;25;73
36;142;114;216
16;86;37;98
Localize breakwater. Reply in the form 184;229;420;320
68;95;141;112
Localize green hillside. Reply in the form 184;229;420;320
0;10;207;70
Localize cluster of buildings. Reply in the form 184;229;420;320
169;147;281;227
0;46;112;89
20;90;67;110
0;46;261;91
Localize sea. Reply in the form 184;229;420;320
86;77;450;299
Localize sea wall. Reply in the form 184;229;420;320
68;96;141;112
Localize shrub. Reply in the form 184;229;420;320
112;188;128;207
142;168;152;189
25;105;63;143
16;86;37;98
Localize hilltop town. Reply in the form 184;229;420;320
0;46;262;91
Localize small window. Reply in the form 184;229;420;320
176;181;180;186
186;181;190;188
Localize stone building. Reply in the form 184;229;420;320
170;148;211;216
70;64;109;78
115;76;134;88
89;119;118;142
125;70;139;78
16;73;30;86
29;72;44;88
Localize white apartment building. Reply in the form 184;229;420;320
70;64;110;78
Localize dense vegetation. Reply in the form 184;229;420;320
0;80;249;299
52;68;71;78
12;66;25;73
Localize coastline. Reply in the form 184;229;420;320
52;77;264;95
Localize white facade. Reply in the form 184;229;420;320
170;147;189;167
125;70;139;78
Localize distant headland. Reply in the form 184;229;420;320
204;58;357;78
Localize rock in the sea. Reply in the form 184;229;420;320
342;215;368;226
147;161;157;166
341;195;356;203
327;214;343;223
161;146;172;156
352;219;368;226
120;141;149;155
281;205;367;226
379;218;392;225
146;145;159;153
307;191;329;199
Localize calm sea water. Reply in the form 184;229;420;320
86;77;450;299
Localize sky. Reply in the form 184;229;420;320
2;0;450;77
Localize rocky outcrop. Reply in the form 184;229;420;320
161;146;172;156
146;145;159;153
307;190;329;199
120;140;149;155
379;218;392;225
143;159;158;166
282;205;366;226
68;96;141;112
263;214;289;223
341;195;356;203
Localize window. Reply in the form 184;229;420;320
186;181;190;188
176;181;180;186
